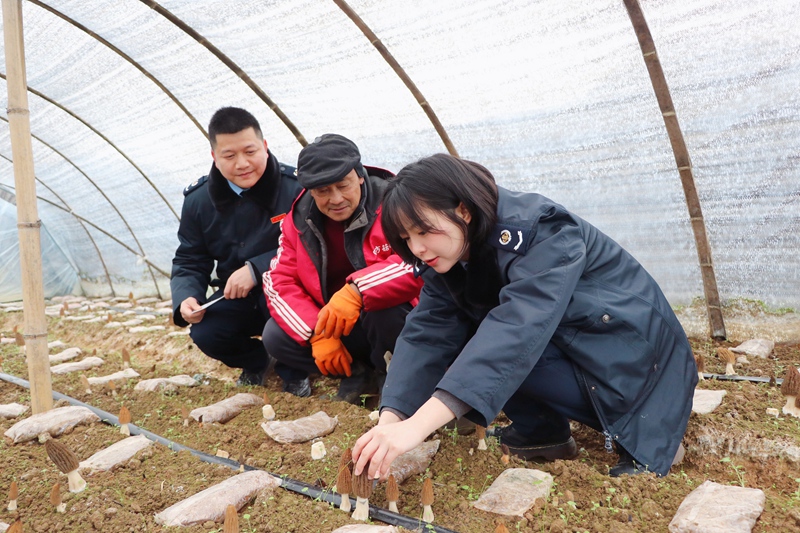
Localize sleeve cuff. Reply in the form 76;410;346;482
432;389;472;419
378;407;408;421
245;261;258;285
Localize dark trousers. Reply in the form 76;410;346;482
501;342;602;438
262;303;412;381
188;290;270;372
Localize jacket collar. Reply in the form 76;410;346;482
207;150;282;212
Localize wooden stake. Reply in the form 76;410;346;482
2;0;53;414
622;0;726;339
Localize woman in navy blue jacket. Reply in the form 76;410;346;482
353;154;697;479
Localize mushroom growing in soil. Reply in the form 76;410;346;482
495;522;510;533
421;477;434;523
695;353;705;381
476;425;488;451
50;482;66;513
80;374;92;395
122;348;131;369
223;503;238;533
351;469;373;521
780;366;800;418
118;406;132;435
45;439;87;493
336;457;353;512
717;347;737;375
6;519;22;533
500;444;510;465
386;474;399;513
181;406;190;427
14;330;24;346
7;480;18;511
106;380;118;398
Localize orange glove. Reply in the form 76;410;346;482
310;334;353;376
314;283;363;339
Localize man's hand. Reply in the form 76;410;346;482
224;265;256;299
314;283;362;339
310;335;352;376
179;297;205;324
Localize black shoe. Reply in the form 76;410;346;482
334;371;371;404
487;425;578;461
282;377;311;397
609;448;648;477
237;366;268;387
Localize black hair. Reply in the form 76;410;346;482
382;154;498;268
208;107;263;148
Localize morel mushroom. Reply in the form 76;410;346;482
780;366;800;418
695;353;705;381
336;458;353;512
59;306;65;317
386;474;399;513
45;439;86;493
495;522;510;533
351;469;372;521
80;374;92;395
181;405;190;427
106;380;117;398
122;348;131;369
476;425;488;451
118;406;132;435
14;330;24;346
6;519;22;533
50;482;66;513
421;477;434;523
223;503;238;533
500;443;510;465
7;480;18;511
717;347;736;375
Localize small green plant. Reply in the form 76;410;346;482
720;456;746;487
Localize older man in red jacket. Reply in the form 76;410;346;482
262;134;422;400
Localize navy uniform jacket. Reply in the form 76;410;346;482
381;187;697;476
170;151;302;327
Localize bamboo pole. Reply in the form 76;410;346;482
622;0;726;339
2;0;53;412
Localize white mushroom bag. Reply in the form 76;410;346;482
261;411;338;443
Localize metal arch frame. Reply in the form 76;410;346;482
0;99;164;298
332;0;459;157
139;0;309;147
0;182;169;278
0;73;179;222
28;0;208;142
0;151;115;296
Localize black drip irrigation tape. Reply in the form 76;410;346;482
701;373;783;384
0;371;459;533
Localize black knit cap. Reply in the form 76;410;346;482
297;134;361;189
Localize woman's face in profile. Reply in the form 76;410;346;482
398;204;471;273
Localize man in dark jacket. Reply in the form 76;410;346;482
262;134;422;402
171;107;302;387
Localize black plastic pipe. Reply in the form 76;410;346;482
0;371;459;533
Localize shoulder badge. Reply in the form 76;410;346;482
280;164;298;179
489;222;531;255
183;175;208;197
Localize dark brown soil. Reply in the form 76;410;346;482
2;303;800;533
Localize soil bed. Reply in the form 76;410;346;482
2;303;800;532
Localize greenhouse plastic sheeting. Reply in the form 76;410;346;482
0;0;798;308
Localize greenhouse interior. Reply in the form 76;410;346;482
2;2;800;533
